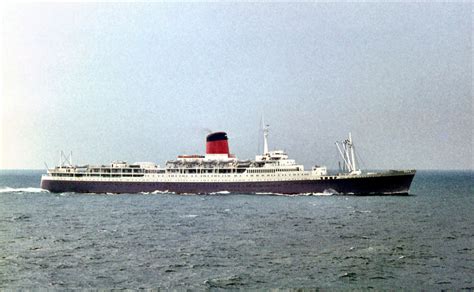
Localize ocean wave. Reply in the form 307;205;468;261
180;214;198;218
0;187;49;193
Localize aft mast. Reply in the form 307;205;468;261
349;133;356;173
336;133;361;175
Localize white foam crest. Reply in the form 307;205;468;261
0;187;49;193
311;192;335;196
181;214;198;218
209;191;231;195
151;190;173;194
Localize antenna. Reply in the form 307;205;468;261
262;117;269;154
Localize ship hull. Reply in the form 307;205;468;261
41;172;415;195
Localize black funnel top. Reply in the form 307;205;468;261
206;132;228;142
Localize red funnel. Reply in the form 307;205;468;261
206;132;229;155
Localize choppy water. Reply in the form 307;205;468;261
0;170;473;289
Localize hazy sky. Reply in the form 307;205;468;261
1;2;472;170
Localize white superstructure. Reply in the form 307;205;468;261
42;126;338;183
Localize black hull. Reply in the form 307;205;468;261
41;172;415;195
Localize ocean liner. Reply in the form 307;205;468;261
40;126;415;195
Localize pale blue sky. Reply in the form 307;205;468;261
1;2;472;170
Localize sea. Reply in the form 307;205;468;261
0;170;472;289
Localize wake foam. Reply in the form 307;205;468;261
151;190;173;194
0;187;49;193
0;187;336;196
209;191;231;195
255;191;335;196
301;192;334;196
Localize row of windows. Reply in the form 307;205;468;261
90;168;144;173
51;173;145;178
52;172;302;178
247;168;300;173
55;167;301;175
167;169;246;174
50;172;333;180
167;168;300;174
